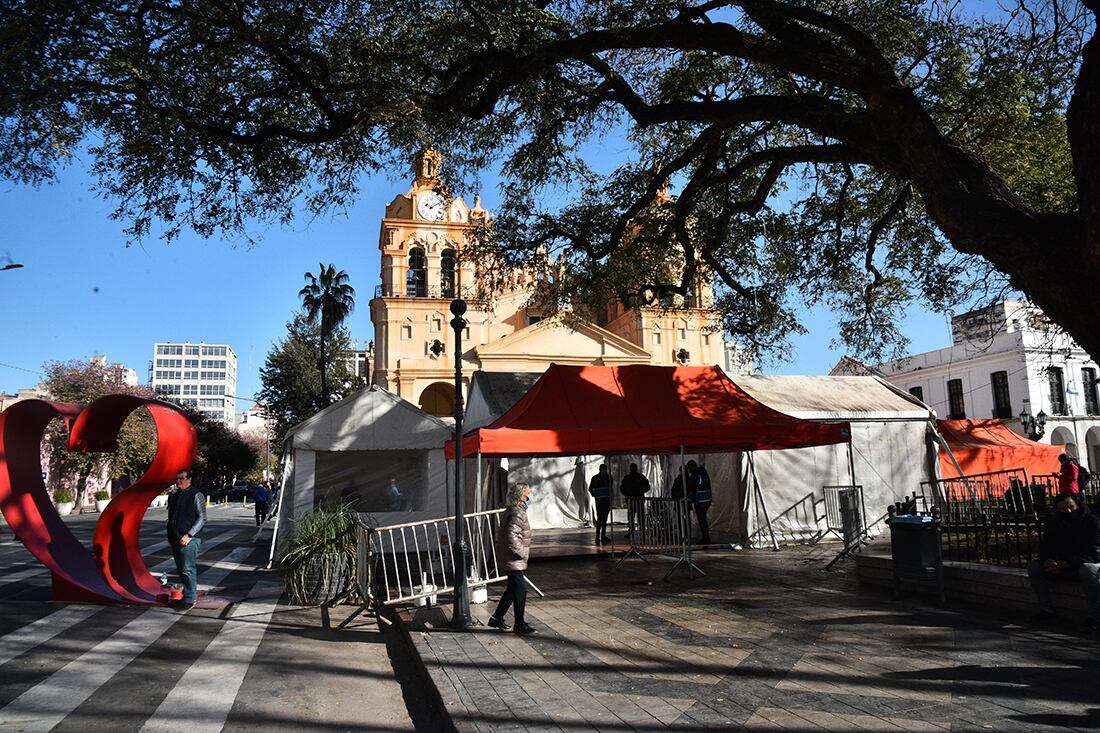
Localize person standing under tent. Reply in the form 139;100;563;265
588;463;612;544
489;483;537;635
620;463;651;540
670;463;694;542
687;460;713;544
1056;454;1080;495
166;469;206;610
253;482;271;526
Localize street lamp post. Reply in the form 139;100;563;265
449;298;472;628
1019;409;1048;441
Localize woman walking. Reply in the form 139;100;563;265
489;483;537;634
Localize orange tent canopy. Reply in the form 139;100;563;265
445;364;851;458
937;419;1063;480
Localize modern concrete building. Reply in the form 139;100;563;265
151;341;237;427
368;149;730;417
834;299;1100;468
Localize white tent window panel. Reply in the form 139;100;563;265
313;449;431;512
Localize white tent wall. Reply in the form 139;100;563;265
710;419;931;546
273;385;454;557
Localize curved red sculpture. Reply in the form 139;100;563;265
0;396;197;604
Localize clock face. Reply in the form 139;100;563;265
417;192;447;221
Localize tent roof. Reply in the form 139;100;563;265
285;385;452;452
936;419;1063;479
447;364;850;458
734;375;930;420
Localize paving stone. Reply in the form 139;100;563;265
400;545;1100;731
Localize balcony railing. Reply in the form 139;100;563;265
374;284;484;300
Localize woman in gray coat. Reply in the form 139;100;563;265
489;483;536;634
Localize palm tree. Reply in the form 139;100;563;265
299;263;355;406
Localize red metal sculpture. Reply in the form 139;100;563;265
0;396;198;604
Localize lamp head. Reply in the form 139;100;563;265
1036;410;1047;427
449;298;467;317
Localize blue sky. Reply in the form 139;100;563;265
0;151;953;406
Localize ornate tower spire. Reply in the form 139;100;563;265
414;147;442;187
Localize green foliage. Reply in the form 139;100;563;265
94;490;111;501
299;263;356;406
281;503;358;568
165;401;260;491
54;489;74;504
1;1;1094;362
281;503;358;605
41;359;159;501
258;314;365;444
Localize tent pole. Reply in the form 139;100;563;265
681;445;689;566
609;455;616;559
749;452;779;551
475;453;483;514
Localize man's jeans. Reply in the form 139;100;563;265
171;537;202;604
1027;559;1100;620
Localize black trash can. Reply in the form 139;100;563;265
887;514;945;606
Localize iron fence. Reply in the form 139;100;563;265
617;497;704;579
913;468;1100;569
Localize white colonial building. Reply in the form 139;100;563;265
834;300;1100;469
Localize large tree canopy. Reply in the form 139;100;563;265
2;0;1096;362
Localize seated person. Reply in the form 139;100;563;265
1027;492;1100;632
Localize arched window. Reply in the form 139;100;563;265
406;247;427;297
440;248;456;298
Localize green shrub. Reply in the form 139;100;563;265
54;489;74;504
94;490;111;501
282;503;358;605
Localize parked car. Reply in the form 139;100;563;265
227;481;255;501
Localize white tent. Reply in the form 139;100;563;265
464;371;935;543
273;385;453;554
715;375;936;545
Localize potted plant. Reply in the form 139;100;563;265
94;490;111;512
54;489;75;516
282;503;357;606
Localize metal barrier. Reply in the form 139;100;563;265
911;467;1100;569
617;497;704;579
356;509;509;611
823;485;870;570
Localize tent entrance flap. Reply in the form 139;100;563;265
313;449;431;512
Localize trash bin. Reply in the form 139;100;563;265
887;513;945;606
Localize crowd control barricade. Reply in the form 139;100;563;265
822;485;870;570
617;497;704;579
354;508;509;614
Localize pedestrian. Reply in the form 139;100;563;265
588;463;612;544
166;469;206;610
1027;492;1100;632
687;460;713;544
489;483;537;635
1056;453;1080;495
671;462;695;541
620;462;651;541
253;482;271;526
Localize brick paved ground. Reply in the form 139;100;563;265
401;544;1100;732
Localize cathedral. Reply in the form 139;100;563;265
368;150;730;417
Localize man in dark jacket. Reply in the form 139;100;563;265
687;461;713;544
1027;492;1100;631
166;469;206;610
620;463;651;540
588;464;612;544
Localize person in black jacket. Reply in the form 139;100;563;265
1027;492;1100;631
620;463;651;540
166;469;206;610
